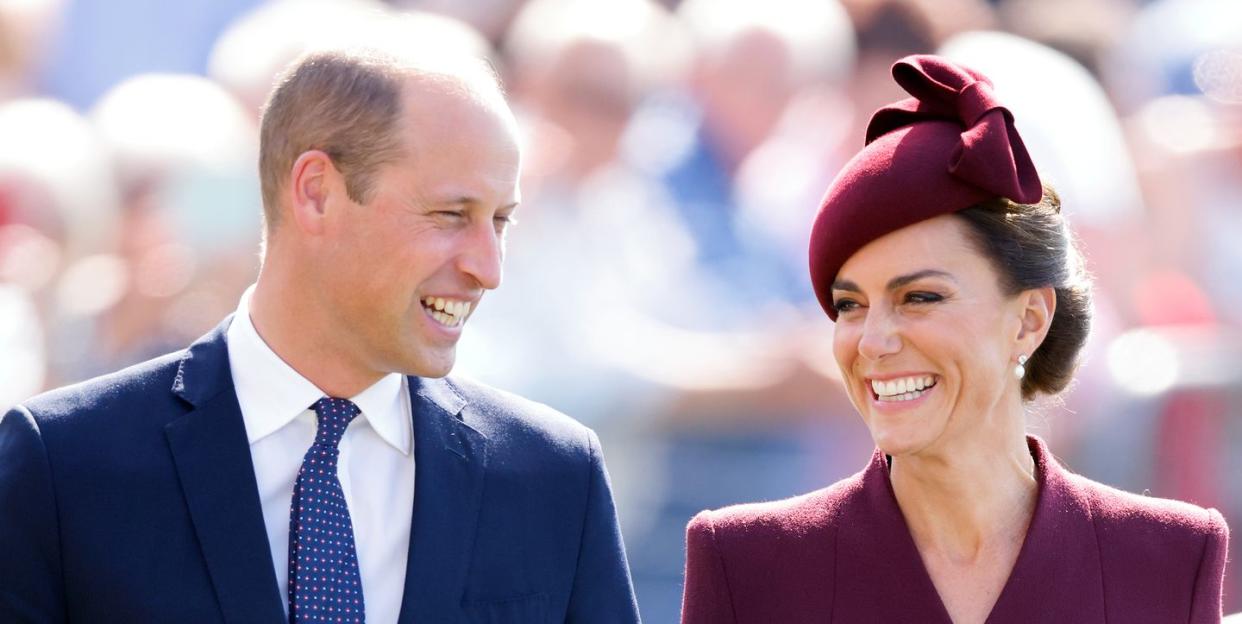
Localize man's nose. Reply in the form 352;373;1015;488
857;307;902;361
459;219;503;290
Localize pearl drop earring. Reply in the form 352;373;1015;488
1014;354;1029;380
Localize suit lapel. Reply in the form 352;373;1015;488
397;376;486;624
986;436;1106;622
164;317;285;623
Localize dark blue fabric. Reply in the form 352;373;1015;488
0;315;640;623
288;398;364;623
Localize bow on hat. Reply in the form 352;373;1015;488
866;55;1042;204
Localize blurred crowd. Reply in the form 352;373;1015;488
1;0;1240;619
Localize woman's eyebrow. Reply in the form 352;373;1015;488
831;269;955;293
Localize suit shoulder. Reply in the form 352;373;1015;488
444;374;594;456
17;350;186;425
690;469;866;545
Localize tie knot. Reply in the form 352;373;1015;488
310;397;360;448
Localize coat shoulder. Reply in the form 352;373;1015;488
689;468;865;549
16;349;186;427
1073;473;1228;541
443;374;595;458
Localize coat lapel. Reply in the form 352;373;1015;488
832;451;954;623
397;376;486;624
986;436;1106;622
832;436;1107;623
164;316;286;623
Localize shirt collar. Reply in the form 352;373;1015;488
226;285;411;455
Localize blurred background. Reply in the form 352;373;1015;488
1;0;1239;619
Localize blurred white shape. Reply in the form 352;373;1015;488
0;223;60;291
209;0;492;114
0;98;120;259
55;253;128;317
941;31;1144;227
1110;0;1242;106
0;283;44;409
506;0;690;91
1107;329;1179;396
91;73;257;182
677;0;855;85
1137;95;1219;154
1193;49;1242;104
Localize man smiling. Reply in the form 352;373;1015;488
0;44;639;623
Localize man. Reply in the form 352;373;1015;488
0;44;640;623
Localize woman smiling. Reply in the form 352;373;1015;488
681;55;1229;624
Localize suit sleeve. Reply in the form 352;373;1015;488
1189;508;1229;624
566;429;641;623
681;511;737;624
0;406;67;623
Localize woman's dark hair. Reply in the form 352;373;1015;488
956;185;1092;400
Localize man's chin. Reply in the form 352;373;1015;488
397;348;456;379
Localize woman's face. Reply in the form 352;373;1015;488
830;214;1030;458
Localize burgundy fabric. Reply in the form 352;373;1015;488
681;436;1230;623
809;54;1043;319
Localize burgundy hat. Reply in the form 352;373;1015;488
808;54;1042;320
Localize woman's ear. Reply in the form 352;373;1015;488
1017;286;1056;353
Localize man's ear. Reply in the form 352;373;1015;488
1016;286;1056;354
287;150;336;236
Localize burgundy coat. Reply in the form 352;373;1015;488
682;436;1229;623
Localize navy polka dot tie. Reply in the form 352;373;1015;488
287;397;366;623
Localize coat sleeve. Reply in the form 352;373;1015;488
565;429;641;623
681;510;737;624
1189;508;1229;624
0;406;67;623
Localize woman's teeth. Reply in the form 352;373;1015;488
421;297;471;328
872;375;937;402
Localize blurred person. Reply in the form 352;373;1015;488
0;0;63;101
0;40;639;624
72;73;262;382
209;1;492;120
0;98;121;390
682;55;1229;623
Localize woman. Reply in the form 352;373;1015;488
681;55;1229;623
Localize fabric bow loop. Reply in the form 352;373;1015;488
865;55;1042;204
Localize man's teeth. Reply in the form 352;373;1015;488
421;297;472;327
871;375;937;402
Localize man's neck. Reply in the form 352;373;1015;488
247;268;384;399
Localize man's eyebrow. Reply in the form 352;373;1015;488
430;196;520;211
831;269;956;294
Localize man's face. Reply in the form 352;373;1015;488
317;79;521;379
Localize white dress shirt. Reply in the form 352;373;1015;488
226;286;414;623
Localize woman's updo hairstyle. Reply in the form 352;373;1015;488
956;185;1092;400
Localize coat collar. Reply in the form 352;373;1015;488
832;435;1106;623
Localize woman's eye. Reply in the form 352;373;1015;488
905;291;943;304
832;299;860;313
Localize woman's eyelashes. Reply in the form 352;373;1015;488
904;291;944;305
831;290;946;314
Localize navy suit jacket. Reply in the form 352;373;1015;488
683;436;1230;623
0;317;640;623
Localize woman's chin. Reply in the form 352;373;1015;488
867;423;939;459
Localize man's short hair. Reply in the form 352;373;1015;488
258;41;505;232
258;51;407;228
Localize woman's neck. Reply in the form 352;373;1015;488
889;425;1038;564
